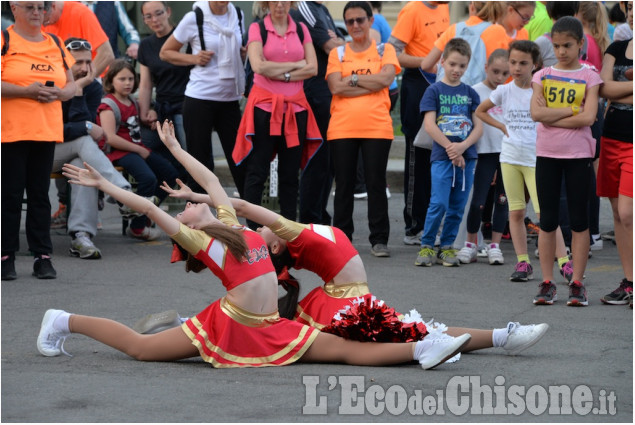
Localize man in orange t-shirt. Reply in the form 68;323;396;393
44;1;114;77
387;1;450;246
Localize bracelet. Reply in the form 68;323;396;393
571;105;580;116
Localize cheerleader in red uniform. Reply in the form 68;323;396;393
36;120;470;370
160;182;549;356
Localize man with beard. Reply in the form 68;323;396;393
51;37;134;260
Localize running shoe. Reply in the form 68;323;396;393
533;280;557;305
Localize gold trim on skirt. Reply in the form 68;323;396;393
220;297;280;328
323;282;370;298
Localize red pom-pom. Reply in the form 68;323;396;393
322;297;428;343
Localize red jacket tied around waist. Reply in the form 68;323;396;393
233;84;323;169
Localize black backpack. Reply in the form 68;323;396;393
243;17;305;97
2;29;69;70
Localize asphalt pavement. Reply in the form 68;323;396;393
1;174;632;422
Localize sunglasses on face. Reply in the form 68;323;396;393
65;40;92;51
345;16;368;26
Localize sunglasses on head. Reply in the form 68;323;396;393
345;16;368;26
65;40;92;51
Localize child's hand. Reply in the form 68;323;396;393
498;123;509;138
445;142;465;160
63;162;104;188
452;156;465;169
625;68;633;81
160;178;193;200
195;50;214;66
156;120;180;151
535;91;547;108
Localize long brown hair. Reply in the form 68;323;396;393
178;225;249;273
578;1;610;54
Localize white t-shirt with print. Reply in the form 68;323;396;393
490;82;537;167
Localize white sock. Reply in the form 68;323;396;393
413;339;433;360
492;327;508;347
53;311;71;333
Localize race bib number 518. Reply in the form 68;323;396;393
541;75;586;109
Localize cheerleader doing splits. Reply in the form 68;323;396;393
37;120;470;370
159;180;549;356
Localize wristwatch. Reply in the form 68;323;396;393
85;121;93;132
349;74;359;87
284;72;291;83
571;105;580;116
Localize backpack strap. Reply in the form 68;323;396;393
194;6;206;51
236;6;245;46
2;29;68;71
47;32;69;70
259;19;267;46
101;97;122;131
1;29;8;56
258;16;304;48
337;44;345;62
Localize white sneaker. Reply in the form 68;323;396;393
70;232;102;259
37;309;71;357
417;333;471;370
403;232;422;245
353;192;367;200
487;243;504;265
503;322;549;356
126;226;162;241
590;234;603;251
457;242;477;264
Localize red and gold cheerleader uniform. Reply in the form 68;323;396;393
267;217;375;330
170;206;319;368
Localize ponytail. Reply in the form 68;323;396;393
473;1;505;23
578;1;610;54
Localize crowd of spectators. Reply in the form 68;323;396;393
1;1;632;310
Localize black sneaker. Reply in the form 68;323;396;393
567;280;588;307
32;256;57;279
1;256;17;281
510;261;533;282
533;281;557;305
600;279;633;305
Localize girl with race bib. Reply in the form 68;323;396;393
529;17;602;307
475;41;569;283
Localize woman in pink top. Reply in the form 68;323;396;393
234;1;320;230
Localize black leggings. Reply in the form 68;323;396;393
242;108;307;229
535;157;593;233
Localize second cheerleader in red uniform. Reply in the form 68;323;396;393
160;181;549;356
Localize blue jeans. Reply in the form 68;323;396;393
421;159;476;247
114;151;179;229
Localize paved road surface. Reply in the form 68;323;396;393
1;187;632;422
